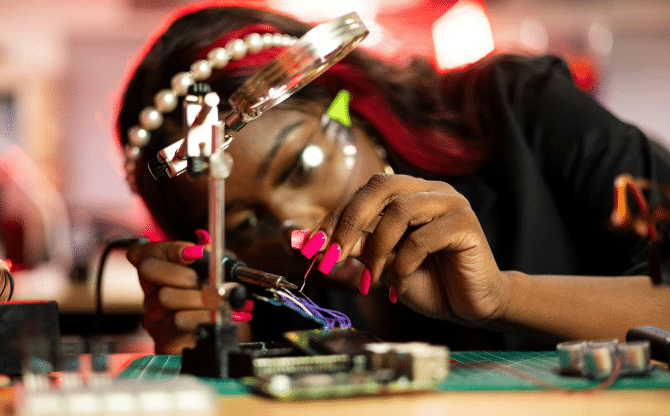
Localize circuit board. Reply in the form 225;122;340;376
118;350;670;394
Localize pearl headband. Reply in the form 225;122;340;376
124;31;298;193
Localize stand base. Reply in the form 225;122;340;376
180;322;239;378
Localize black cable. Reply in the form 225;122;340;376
95;237;148;337
7;269;13;301
0;266;13;301
0;271;7;300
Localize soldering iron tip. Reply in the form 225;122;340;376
279;278;299;290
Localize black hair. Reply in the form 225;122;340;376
117;6;493;240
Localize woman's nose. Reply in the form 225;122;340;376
271;198;328;234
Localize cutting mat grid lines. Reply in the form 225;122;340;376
118;351;670;393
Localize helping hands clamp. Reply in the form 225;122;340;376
149;12;368;378
178;84;240;378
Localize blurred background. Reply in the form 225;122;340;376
0;0;669;352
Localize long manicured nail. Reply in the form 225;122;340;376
231;311;252;322
232;299;255;313
359;267;371;295
318;243;341;274
300;232;327;259
291;230;310;249
195;229;211;245
389;285;397;303
181;245;204;261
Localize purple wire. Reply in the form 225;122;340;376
271;288;351;330
294;294;351;330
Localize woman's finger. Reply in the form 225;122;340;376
363;186;466;284
127;240;199;267
316;174;437;267
157;286;206;310
136;257;200;288
393;205;482;289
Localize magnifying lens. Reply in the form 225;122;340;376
225;12;367;131
152;12;368;178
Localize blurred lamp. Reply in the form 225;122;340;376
432;0;494;70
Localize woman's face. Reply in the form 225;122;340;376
182;99;386;283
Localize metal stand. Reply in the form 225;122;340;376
180;89;240;378
150;12;369;378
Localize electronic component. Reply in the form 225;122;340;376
58;337;85;389
283;328;379;355
19;376;216;416
310;329;381;355
0;301;61;377
229;342;351;378
556;339;652;379
248;366;393;400
247;341;451;400
364;342;451;387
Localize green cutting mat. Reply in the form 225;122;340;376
118;351;670;395
442;350;670;391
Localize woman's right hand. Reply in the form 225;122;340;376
126;240;211;354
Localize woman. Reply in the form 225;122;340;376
117;4;670;354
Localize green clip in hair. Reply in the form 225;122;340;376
327;90;352;127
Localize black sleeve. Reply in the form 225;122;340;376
482;55;670;276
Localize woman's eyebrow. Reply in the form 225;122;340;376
256;119;306;179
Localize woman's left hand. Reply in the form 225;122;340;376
306;173;509;324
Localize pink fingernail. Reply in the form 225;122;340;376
359;267;371;295
300;232;327;259
389;285;397;304
181;245;204;261
232;311;252;322
318;243;341;274
195;229;211;245
291;230;310;249
232;299;255;313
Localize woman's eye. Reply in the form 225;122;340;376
286;159;313;187
277;155;311;188
232;215;258;233
278;144;325;188
226;215;258;246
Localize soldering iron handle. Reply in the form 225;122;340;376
191;250;245;284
